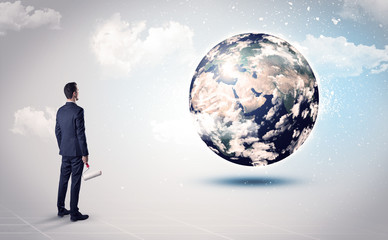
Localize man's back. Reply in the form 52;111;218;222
55;102;88;157
56;82;89;221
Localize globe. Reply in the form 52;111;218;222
189;33;319;167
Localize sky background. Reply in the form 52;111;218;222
0;0;387;238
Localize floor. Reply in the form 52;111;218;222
1;200;387;240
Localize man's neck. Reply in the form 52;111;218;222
67;99;76;103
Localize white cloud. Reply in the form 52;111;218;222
91;13;195;76
340;0;388;24
11;107;56;140
371;63;388;74
297;34;388;77
290;96;302;118
242;142;278;166
286;127;313;153
0;1;61;36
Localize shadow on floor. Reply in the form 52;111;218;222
203;176;303;187
32;215;73;231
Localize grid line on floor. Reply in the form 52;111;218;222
97;218;145;240
233;212;320;240
0;204;53;240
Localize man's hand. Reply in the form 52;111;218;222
82;155;89;164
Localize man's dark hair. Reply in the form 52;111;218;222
64;82;77;99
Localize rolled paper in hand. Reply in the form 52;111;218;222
83;170;102;181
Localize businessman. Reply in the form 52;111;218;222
55;82;89;221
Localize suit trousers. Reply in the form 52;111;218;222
57;156;84;213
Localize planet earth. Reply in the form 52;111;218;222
189;33;319;167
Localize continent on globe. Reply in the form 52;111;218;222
189;33;319;167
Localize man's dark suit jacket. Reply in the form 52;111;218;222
55;102;89;157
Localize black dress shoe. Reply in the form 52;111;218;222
70;212;89;222
57;208;71;217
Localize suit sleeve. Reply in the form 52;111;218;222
75;108;89;156
55;113;62;149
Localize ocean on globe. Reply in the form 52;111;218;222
189;33;319;167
